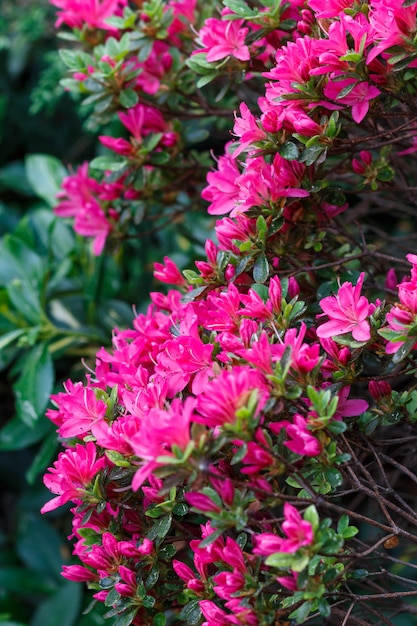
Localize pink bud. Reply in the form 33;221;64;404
369;380;392;400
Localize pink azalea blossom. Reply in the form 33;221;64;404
270;414;321;457
51;0;127;30
154;256;187;286
254;503;314;555
316;273;372;342
196;366;269;429
41;442;107;513
323;77;380;123
196;18;250;62
47;379;108;439
128;398;196;490
202;150;241;216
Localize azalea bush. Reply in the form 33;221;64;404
37;0;417;625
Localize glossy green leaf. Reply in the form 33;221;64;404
30;581;82;626
26;432;59;484
0;414;52;451
17;512;64;580
253;253;269;284
25;154;67;207
14;343;54;427
0;235;44;287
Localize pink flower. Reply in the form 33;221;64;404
128;398;195;490
46;379;108;439
202;150;241;216
316;272;372;342
51;0;127;30
73;201;112;255
270;414;321;457
254;503;314;555
196;366;269;429
233;102;267;156
196;18;250;62
41;442;106;513
333;385;369;419
323;77;380;123
154;256;187;286
352;150;373;175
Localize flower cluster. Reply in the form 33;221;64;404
42;0;417;624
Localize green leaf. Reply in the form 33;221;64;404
250;283;269;301
26;432;58;484
317;598;331;618
30;582;82;626
153;614;166;626
279;141;299;160
392;338;416;363
25;154;67;207
289;600;312;624
303;505;319;532
119;89;139;108
0;414;53;451
7;278;43;325
112;608;138;626
17;512;64;580
327;419;347;434
253;253;269;284
147;514;172;540
337;514;349;535
14;343;54;427
0;234;44;287
265;552;295;569
0;328;27;350
90;156;127;172
179;600;202;625
196;74;217;88
0;567;56;593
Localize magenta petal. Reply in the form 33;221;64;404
316;319;353;338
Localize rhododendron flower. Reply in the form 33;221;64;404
323;77;380;123
308;0;356;18
254;503;314;555
383;253;417;353
270;414;321;457
51;0;127;30
47;379;107;439
233;102;267;156
202;150;241;215
41;442;106;513
196;366;269;429
352;150;373;175
128;398;196;490
367;0;417;64
316;273;372;341
333;385;369;419
154;256;187;286
196;18;250;62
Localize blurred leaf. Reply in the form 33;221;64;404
0;161;33;195
16;512;65;581
0;414;53;451
7;278;43;325
30;581;82;626
0;567;56;594
26;432;58;484
14;343;54;427
0;234;44;287
0;328;26;350
25;155;67;208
